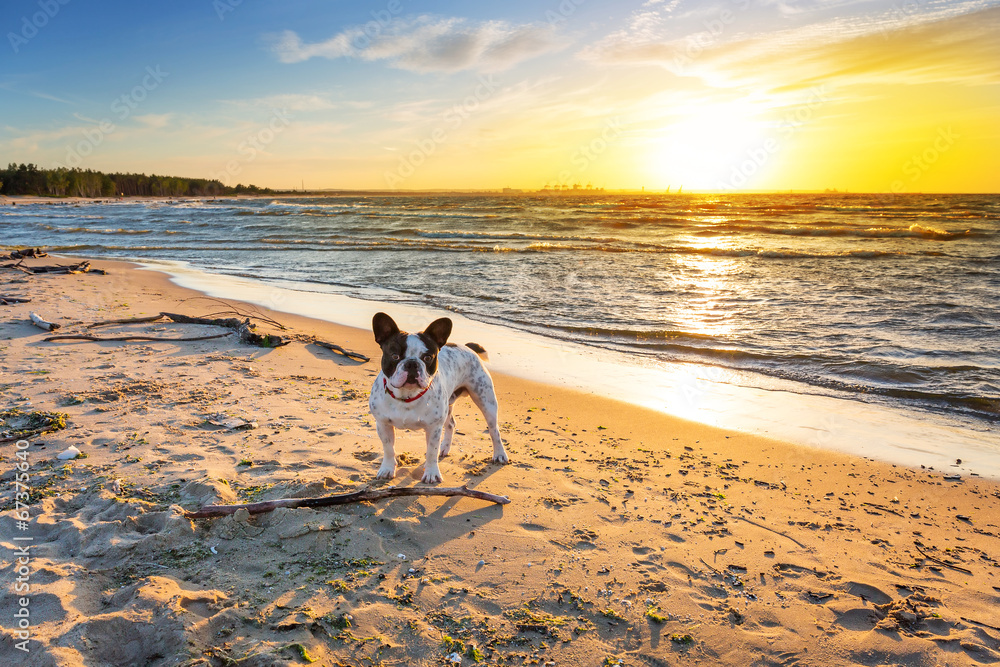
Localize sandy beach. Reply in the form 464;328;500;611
2;254;999;666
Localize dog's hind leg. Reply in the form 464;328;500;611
466;377;508;464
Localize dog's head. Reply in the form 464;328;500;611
372;312;452;390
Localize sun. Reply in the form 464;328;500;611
647;100;771;191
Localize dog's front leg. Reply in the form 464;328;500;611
421;424;444;484
375;419;397;479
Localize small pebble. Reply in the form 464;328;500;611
57;445;81;460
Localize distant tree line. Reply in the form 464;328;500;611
0;163;273;198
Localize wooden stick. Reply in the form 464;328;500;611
2;262;34;275
44;332;232;343
83;312;288;347
312;339;371;363
178;296;289;331
961;616;1000;633
159;313;287;347
699;557;721;574
733;515;809;549
862;502;904;517
161;312;245;328
184;485;510;519
6;248;48;260
0;296;31;305
30;312;60;331
913;541;973;575
27;261;93;274
87;314;168;328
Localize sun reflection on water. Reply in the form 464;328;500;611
666;233;742;339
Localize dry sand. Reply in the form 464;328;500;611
1;254;999;667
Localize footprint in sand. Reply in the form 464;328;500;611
571;527;599;549
833;607;879;632
845;582;892;604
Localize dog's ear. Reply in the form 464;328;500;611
373;312;400;345
422;318;452;348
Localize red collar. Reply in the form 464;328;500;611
383;376;431;402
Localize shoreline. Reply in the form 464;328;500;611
2;253;1000;665
136;256;1000;482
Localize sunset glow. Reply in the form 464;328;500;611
2;0;998;192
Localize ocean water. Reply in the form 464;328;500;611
3;193;998;431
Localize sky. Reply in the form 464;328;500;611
1;0;998;192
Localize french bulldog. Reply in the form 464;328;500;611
368;312;509;483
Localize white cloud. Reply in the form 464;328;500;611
267;16;566;72
219;93;375;113
580;0;1000;88
134;113;173;128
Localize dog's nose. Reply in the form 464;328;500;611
402;359;421;381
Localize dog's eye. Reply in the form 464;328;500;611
422;354;434;362
391;354;400;361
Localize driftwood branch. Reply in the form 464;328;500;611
4;248;48;260
178;296;289;331
44;332;233;343
862;502;904;517
3;262;33;275
734;515;809;549
1;296;31;305
2;260;106;275
56;307;364;356
30;312;60;331
913;541;973;575
961;616;1000;633
75;312;289;348
184;485;510;519
87;314;168;328
311;339;371;363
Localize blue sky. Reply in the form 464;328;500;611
3;0;999;191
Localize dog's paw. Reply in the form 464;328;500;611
421;469;443;484
375;464;396;480
438;444;451;458
493;451;510;464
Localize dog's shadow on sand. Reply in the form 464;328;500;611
366;466;508;552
